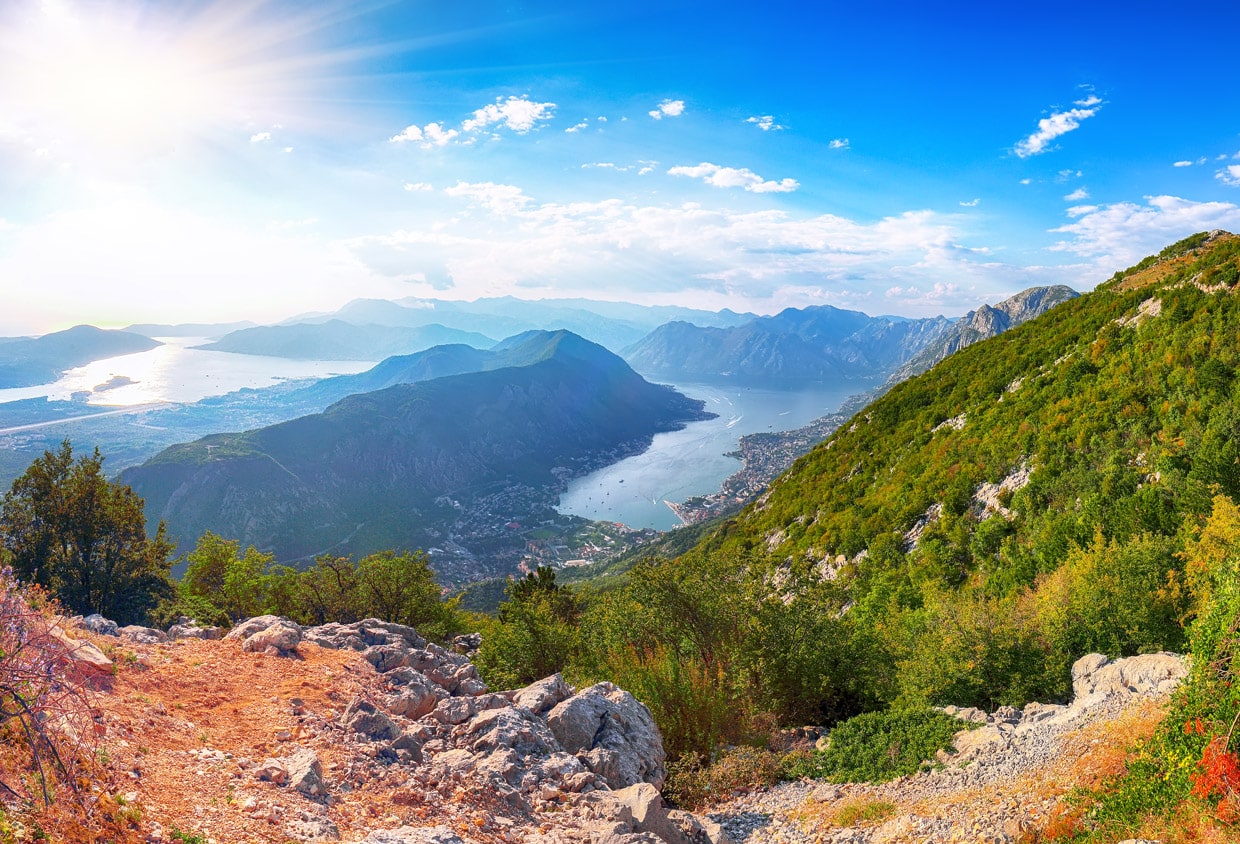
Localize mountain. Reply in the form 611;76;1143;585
622;289;1076;388
662;229;1239;707
122;331;710;570
193;320;494;360
0;325;161;388
287;296;755;352
622;305;953;386
884;285;1079;384
123;320;257;339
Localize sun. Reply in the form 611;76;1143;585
0;0;346;166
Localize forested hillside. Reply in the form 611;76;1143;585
477;231;1240;776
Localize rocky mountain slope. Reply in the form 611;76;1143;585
883;285;1079;385
621;286;1074;389
13;613;1185;844
122;331;710;570
0;324;161;388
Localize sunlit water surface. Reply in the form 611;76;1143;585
0;337;375;407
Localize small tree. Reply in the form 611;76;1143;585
175;531;273;624
0;441;173;625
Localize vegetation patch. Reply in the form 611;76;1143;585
795;708;972;783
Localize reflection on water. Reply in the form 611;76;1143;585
556;382;858;530
0;338;375;407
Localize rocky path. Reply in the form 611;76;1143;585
708;653;1186;844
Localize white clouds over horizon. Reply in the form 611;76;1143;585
1049;195;1240;269
1015;94;1103;158
344;185;1047;318
668;162;799;193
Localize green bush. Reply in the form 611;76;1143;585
802;707;971;783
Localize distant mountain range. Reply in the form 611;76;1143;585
621;286;1078;388
193;320;495;360
285;296;754;352
0;325;161;389
122;331;710;570
124;321;257;339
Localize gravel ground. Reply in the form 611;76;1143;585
707;684;1175;844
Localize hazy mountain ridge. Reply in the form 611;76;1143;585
622;289;1077;388
195;319;495;360
122;331;711;573
285;296;755;353
0;325;161;388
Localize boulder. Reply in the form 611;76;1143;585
242;619;303;656
431;696;477;726
1071;652;1187;701
286;747;327;798
256;758;290;786
454;705;558;758
589;783;720;844
303;619;426;652
168;618;223;641
224;615;290;641
547;682;666;789
514;674;573;716
386;672;444;720
117;625;168;645
48;627;113;690
341;698;401;742
81;613;119;636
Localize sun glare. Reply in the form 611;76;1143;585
0;0;344;166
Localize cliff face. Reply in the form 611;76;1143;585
123;332;710;567
885;285;1079;384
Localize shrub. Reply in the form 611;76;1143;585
0;567;99;806
802;707;969;783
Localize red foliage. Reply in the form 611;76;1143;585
1191;736;1240;800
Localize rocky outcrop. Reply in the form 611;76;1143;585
66;613;716;844
548;682;667;790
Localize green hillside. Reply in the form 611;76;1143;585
477;231;1240;777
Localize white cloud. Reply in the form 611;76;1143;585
746;115;784;131
565;120;589;133
1057;169;1083;181
1019;178;1032;185
463;95;555;134
443;181;532;214
346;192;1025;318
668;162;799;193
1049;195;1240;266
959;198;981;207
282;146;293;154
638;160;657;175
249;131;271;143
1014;98;1102;158
648;99;685;120
1217;165;1240;187
1173;160;1193;167
1064;187;1090;201
828;138;850;150
403;182;432;192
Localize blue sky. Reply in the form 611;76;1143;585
2;0;1240;335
